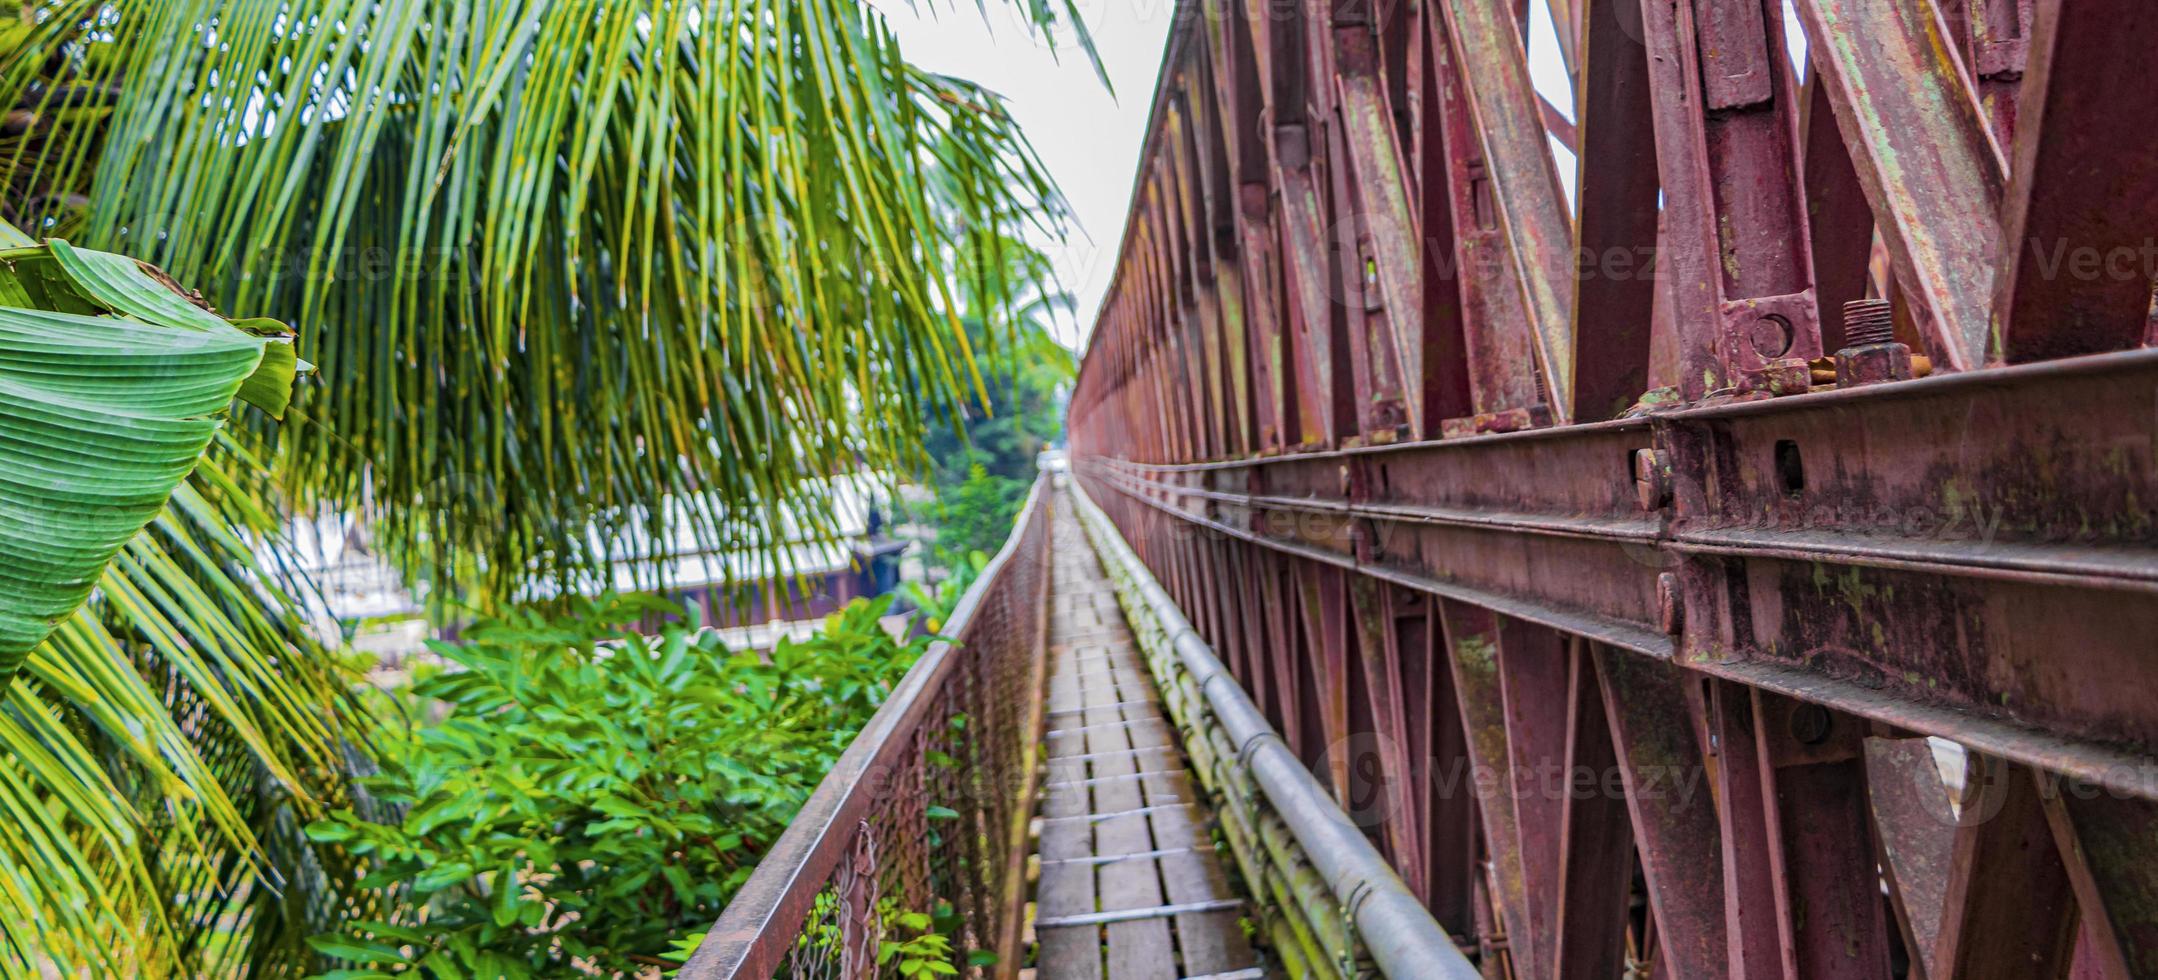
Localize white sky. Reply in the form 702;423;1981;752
878;1;1810;351
878;0;1178;350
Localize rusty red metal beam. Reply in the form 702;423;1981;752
1991;0;2158;364
1565;0;1657;423
1791;0;2004;373
1066;0;2158;976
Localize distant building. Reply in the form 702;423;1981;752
275;512;429;662
283;472;910;658
560;471;910;642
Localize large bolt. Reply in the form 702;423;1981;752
1835;299;1912;387
1843;298;1895;346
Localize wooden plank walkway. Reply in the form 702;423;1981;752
1030;497;1262;980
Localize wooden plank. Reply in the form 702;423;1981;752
1086;604;1176;980
1151;801;1254;976
1038;560;1107;979
1034;501;1259;979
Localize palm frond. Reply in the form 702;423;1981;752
0;230;361;977
4;0;1085;605
0;2;1087;974
0;236;295;681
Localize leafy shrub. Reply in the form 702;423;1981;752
305;594;929;977
898;549;988;633
663;895;962;978
932;464;1028;568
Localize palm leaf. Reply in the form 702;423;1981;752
0;1;1088;974
2;0;1087;607
0;228;364;978
0;237;295;682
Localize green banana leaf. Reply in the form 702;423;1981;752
0;237;297;682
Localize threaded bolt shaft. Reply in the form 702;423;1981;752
1843;298;1895;347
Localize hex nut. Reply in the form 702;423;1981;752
1834;343;1914;387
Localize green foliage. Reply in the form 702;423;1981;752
898;550;988;632
0;0;1092;972
304;595;930;977
933;466;1032;567
0;227;367;978
919;286;1071;571
0;0;1093;607
660;894;963;978
875;902;958;978
920;294;1074;484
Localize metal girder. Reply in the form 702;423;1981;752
1592;647;1726;979
1548;643;1631;979
1067;0;2158;976
1991;0;2158;363
1566;0;1658;423
1638;0;1823;401
1436;0;1576;419
1791;0;2005;373
1422;4;1545;428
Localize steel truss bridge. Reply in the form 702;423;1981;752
694;0;2158;976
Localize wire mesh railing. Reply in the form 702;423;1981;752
684;477;1052;980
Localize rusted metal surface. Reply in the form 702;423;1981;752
685;481;1052;980
1068;0;2158;975
1792;0;2004;373
1991;0;2158;364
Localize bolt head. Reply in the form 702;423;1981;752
1633;449;1672;511
1834;342;1914;387
1657;572;1683;635
1739;357;1812;397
